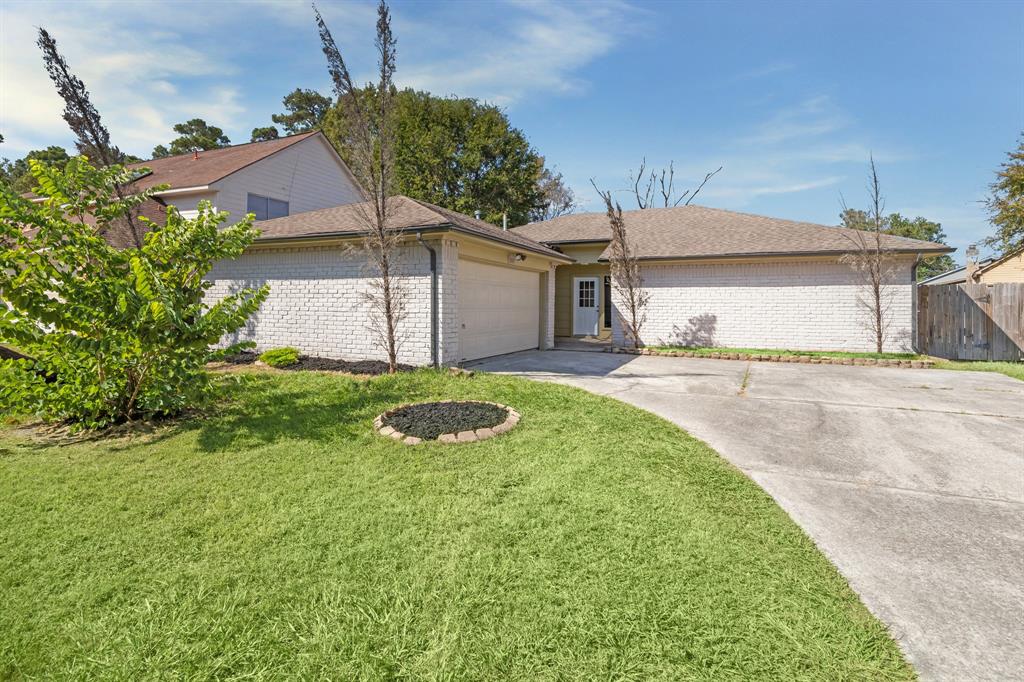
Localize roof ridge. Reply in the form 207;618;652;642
525;203;949;249
127;130;319;167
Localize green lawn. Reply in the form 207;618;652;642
650;345;922;361
932;359;1024;382
0;370;913;679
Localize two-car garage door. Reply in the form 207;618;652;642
457;259;539;361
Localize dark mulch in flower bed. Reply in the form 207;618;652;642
221;351;258;365
383;401;508;441
218;351;412;375
287;356;414;375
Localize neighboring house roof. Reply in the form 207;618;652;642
29;131;363;249
255;195;571;261
918;261;992;286
513;205;955;261
921;246;1024;285
977;245;1024;276
126;131;324;193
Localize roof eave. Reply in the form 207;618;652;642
597;247;955;263
528;237;611;246
255;222;573;262
152;185;211;196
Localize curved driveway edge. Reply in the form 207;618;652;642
469;350;1024;682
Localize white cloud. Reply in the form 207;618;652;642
1;0;633;158
621;95;908;211
0;0;250;158
396;0;640;104
736;96;848;146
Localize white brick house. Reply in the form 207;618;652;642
513;205;952;354
184;141;951;363
209;197;571;365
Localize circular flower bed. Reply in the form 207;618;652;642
374;400;520;445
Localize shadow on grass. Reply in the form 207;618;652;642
185;373;415;453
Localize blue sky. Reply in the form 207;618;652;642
2;0;1022;261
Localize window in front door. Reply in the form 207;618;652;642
578;279;595;308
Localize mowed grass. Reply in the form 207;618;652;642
931;359;1024;382
0;370;914;680
650;345;922;361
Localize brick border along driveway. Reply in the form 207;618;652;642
469;350;1024;682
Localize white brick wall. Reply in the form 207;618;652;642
610;258;915;352
437;239;461;365
541;263;556;349
208;240;455;365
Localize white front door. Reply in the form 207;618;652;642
573;277;600;336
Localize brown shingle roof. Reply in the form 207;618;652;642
513;205;955;260
126;131;323;192
254;195;571;261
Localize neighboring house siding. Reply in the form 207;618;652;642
207;242;448;365
981;251;1024;283
158;191;218;219
610;258;916;353
210;136;363;219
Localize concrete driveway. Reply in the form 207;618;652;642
469;350;1024;681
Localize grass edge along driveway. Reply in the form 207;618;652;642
0;370;915;680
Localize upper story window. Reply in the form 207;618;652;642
247;193;289;221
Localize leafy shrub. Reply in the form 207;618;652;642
383;401;508;440
259;347;300;368
0;157;269;429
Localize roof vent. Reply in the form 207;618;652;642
474;210;481;220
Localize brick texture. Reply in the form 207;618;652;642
208;240;455;365
610;258;916;352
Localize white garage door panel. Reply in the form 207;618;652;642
458;259;540;361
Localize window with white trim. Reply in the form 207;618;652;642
246;193;289;221
578;279;596;307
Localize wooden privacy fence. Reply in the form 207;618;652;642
917;282;1024;361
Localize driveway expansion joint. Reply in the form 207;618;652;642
740;465;1024;506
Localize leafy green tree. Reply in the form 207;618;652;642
153;119;230;158
0;146;72;193
885;213;956;279
324;87;565;226
250;126;280;142
0;157;268;429
272;88;332;134
839;208;955;280
984;135;1024;255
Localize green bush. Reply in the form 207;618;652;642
259;347;300;368
0;157;269;429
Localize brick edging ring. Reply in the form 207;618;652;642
610;347;935;369
373;400;520;445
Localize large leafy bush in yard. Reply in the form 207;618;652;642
0;157;268;429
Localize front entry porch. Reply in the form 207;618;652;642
553;336;612;352
554;262;613;342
